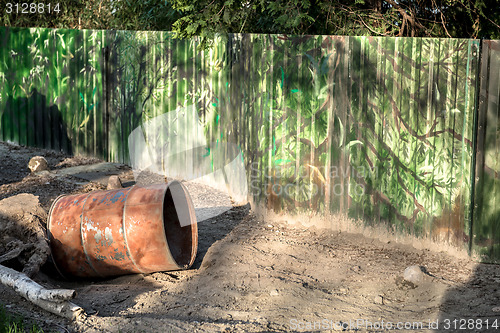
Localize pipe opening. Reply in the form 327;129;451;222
163;182;195;268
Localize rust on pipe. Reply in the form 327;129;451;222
47;181;198;278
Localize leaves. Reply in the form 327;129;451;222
79;113;91;129
344;140;364;151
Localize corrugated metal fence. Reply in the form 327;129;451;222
473;40;500;260
0;27;498;261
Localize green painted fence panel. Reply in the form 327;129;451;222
473;40;500;262
0;27;105;155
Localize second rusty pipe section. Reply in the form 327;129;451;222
47;181;198;278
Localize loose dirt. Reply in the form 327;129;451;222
0;193;49;277
0;141;499;332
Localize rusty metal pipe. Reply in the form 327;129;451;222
47;181;197;278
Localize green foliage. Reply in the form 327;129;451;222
170;0;253;49
0;305;45;333
2;0;498;49
0;0;180;32
169;0;500;49
109;0;181;31
0;0;115;30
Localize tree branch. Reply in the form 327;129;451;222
384;0;427;36
359;122;443;197
0;264;84;320
397;167;427;215
351;167;417;226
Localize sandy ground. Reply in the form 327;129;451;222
0;141;499;333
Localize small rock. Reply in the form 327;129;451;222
28;156;49;173
374;295;384;305
403;265;427;284
396;276;417;290
107;175;123;190
493;307;500;313
270;289;279;296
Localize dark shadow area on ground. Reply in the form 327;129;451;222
436;262;500;332
0;141;75;191
0;144;32;186
44;272;161;319
192;203;251;270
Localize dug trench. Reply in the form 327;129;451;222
0;141;499;333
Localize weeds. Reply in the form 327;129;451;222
0;304;45;333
